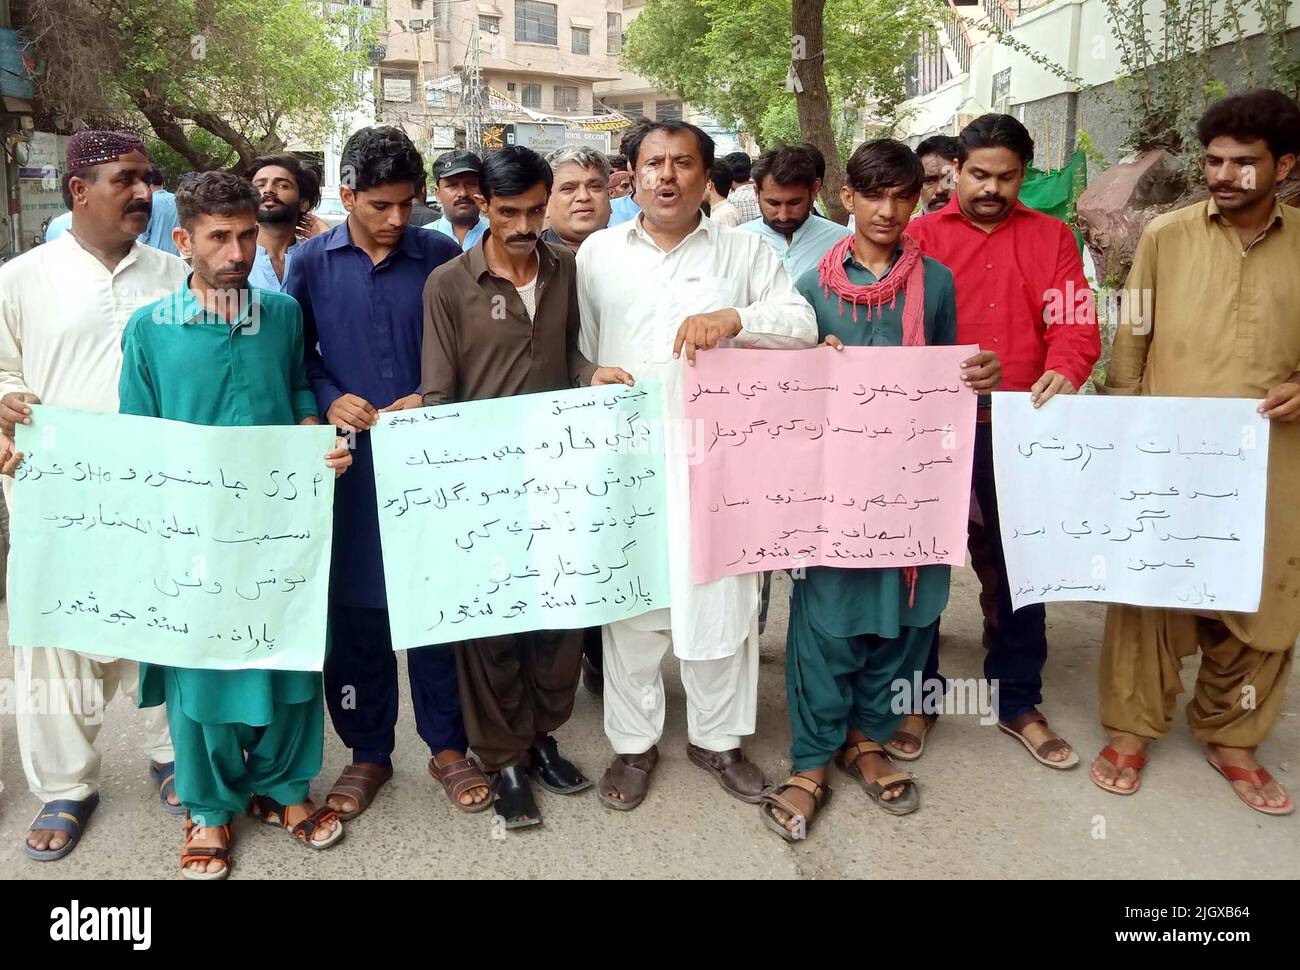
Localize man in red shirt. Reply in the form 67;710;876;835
905;114;1099;770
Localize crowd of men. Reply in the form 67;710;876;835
0;85;1296;878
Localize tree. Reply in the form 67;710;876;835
622;0;938;222
18;0;375;171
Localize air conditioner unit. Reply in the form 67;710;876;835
487;23;499;34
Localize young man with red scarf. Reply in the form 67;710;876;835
760;139;1000;841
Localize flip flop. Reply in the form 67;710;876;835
149;760;187;817
25;793;100;862
1090;744;1148;795
1207;758;1295;816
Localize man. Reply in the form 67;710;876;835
0;131;186;861
762;139;1000;840
906;114;1099;768
915;135;961;216
284;127;489;818
703;161;741;228
247;153;321;292
723;150;761;223
608;130;644;226
427;150;489;250
409;170;439;228
577;120;817;810
119;171;352;877
421;146;634;829
739;145;852;285
46;164;180;256
542;146;613;253
1091;89;1300;816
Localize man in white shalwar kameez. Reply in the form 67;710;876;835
0;132;186;861
577;120;816;809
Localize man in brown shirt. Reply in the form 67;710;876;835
421;145;633;830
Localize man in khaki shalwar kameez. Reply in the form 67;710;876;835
1092;90;1300;816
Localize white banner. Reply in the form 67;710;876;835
992;393;1269;612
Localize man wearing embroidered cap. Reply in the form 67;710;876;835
0;130;188;862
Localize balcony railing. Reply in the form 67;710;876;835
906;29;955;99
942;2;973;75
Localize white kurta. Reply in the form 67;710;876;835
0;231;185;801
577;213;816;661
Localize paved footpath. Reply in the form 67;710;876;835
1;569;1295;880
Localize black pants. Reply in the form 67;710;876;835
324;603;467;765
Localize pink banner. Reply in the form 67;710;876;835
686;345;979;582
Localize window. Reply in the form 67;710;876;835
521;83;542;109
655;100;682;122
479;15;500;33
621;101;642;119
515;1;557;45
607;13;622;54
554;85;579;111
571;27;590;55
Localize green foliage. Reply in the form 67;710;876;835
622;0;936;149
23;0;376;170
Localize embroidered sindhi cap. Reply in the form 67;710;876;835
66;130;149;169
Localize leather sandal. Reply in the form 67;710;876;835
494;765;542;829
999;710;1079;769
1091;744;1148;795
429;756;493;812
25;793;99;862
249;795;344;850
883;714;936;762
760;774;831;842
838;740;919;816
149;761;187;817
527;735;593;794
686;744;768;803
326;761;393;820
1207;757;1294;816
597;746;659;811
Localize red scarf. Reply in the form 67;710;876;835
816;232;928;606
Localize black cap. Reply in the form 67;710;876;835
434;150;483;181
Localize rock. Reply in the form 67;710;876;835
1077;149;1187;285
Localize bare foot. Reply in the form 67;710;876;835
1091;732;1148;792
27;826;68;853
1207;743;1293;812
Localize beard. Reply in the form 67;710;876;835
256;200;297;225
765;211;811;236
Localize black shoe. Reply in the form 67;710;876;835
493;766;542;829
527;734;594;794
582;654;604;697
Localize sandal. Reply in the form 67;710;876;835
883;714;936;761
597;746;659;811
837;740;920;816
998;710;1080;769
249;795;344;849
25;793;100;862
1090;744;1148;795
760;774;831;842
527;735;593;795
494;766;542;829
326;761;393;820
149;760;187;817
428;756;493;812
180;815;232;881
1207;757;1295;817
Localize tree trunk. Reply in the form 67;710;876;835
792;0;847;224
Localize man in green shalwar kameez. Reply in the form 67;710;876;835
760;140;1000;841
119;172;353;878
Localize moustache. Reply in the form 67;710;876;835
974;195;1005;204
1209;183;1241;192
505;233;537;244
124;201;152;216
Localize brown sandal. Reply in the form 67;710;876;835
326;762;393;820
249;795;344;849
597;746;659;811
1091;744;1148;795
883;713;936;761
428;756;493;813
838;740;920;815
180;816;232;881
760;774;832;842
998;711;1079;769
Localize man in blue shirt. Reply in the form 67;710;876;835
738;145;850;283
247;153;321;291
426;150;488;250
284;126;490;819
